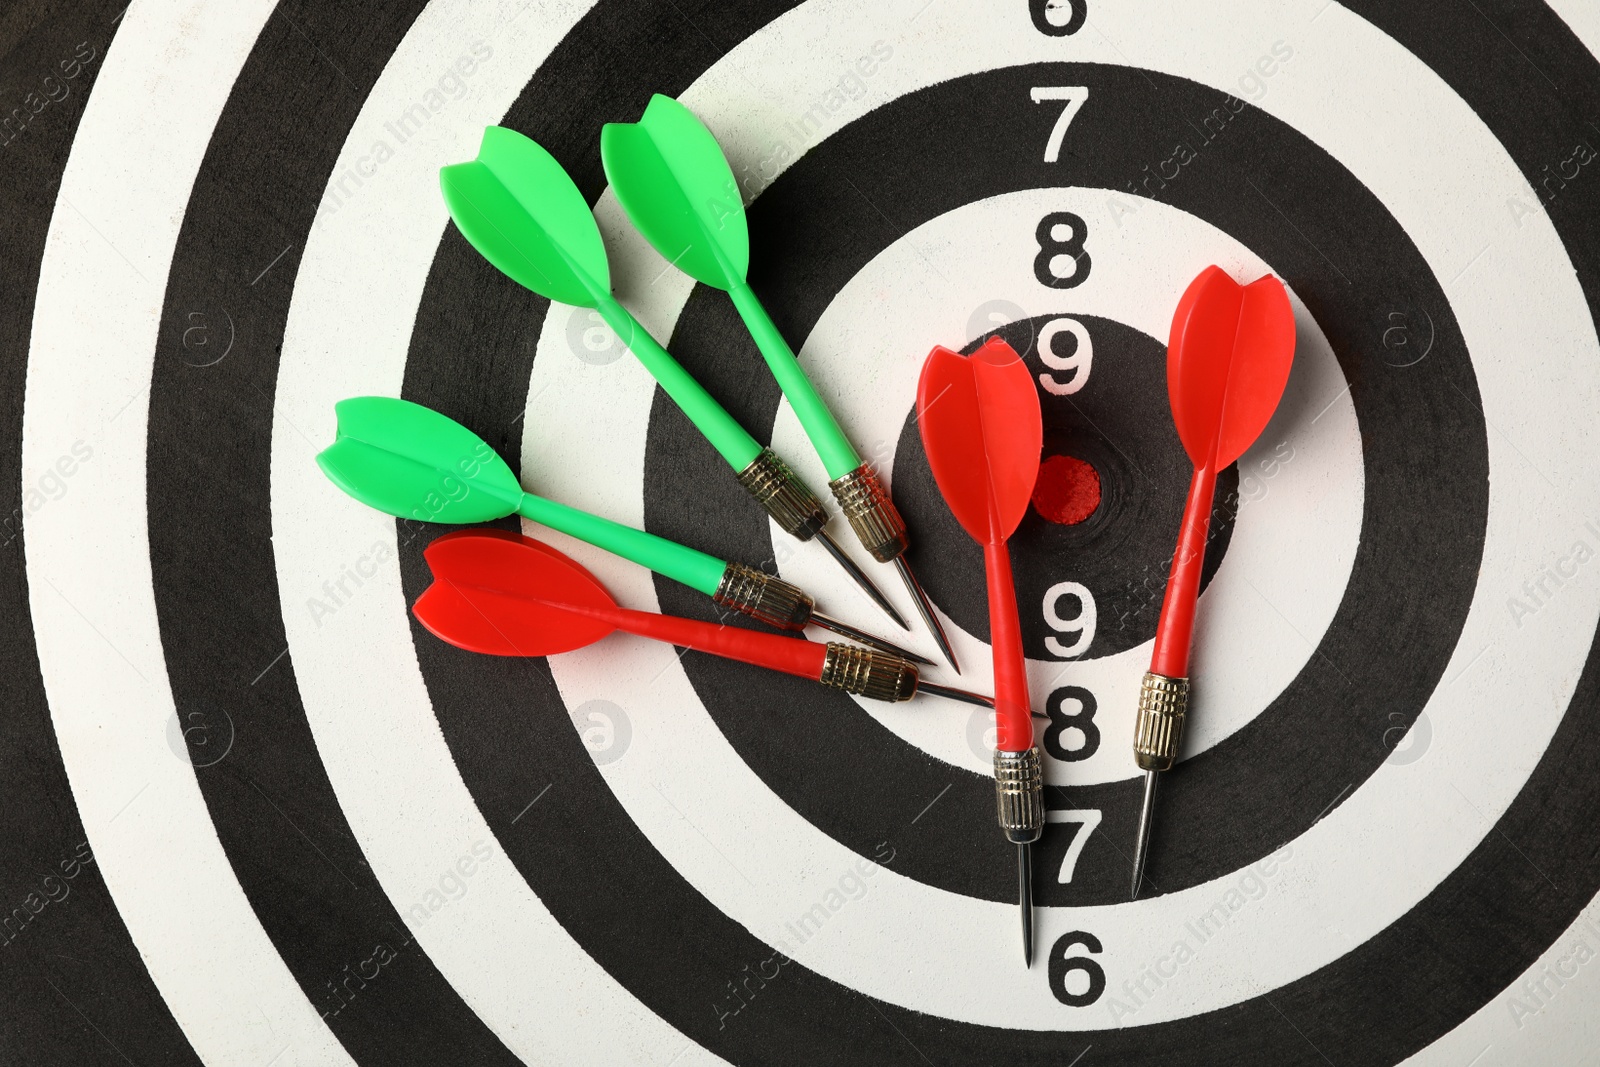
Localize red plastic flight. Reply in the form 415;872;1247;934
1130;264;1296;901
916;336;1044;965
918;338;1042;749
416;529;824;672
1153;266;1296;678
412;529;990;707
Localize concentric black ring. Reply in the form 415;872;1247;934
651;61;1485;908
0;3;204;1063
146;2;521;1062
397;7;1600;1062
124;0;1600;1064
898;313;1242;662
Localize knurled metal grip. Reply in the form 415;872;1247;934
994;747;1043;843
828;463;909;563
1133;672;1190;772
737;448;829;541
711;562;814;631
819;644;917;703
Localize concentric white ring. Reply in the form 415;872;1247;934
269;1;730;1063
765;188;1361;782
28;0;1600;1055
22;1;354;1063
526;0;1600;1026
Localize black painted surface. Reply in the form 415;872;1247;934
645;64;1485;910
389;7;1597;1065
900;314;1240;660
144;3;523;1063
10;1;1598;1065
0;4;203;1065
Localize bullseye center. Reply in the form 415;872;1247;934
1032;454;1102;525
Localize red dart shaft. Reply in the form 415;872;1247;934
985;536;1041;970
985;540;1032;752
1151;463;1217;679
1132;267;1296;902
556;596;829;680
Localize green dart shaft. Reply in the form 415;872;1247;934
516;490;725;595
600;94;953;659
318;395;727;594
727;282;861;480
437;128;761;472
321;398;928;656
591;293;761;471
441;124;908;630
517;491;927;659
596;96;860;480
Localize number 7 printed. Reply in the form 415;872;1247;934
1031;86;1089;163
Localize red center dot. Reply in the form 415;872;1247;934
1032;454;1102;525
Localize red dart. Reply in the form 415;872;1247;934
917;337;1044;966
412;529;989;707
1131;265;1296;899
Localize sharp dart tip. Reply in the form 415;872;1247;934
1131;770;1159;901
809;612;932;665
816;531;910;630
914;680;992;707
892;557;960;673
1018;842;1034;968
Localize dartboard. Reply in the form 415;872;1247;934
8;0;1600;1063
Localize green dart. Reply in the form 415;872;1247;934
600;94;959;673
316;396;929;663
439;127;906;631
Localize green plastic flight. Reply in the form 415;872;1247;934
439;126;760;471
599;95;750;291
439;126;910;632
316;396;726;595
601;95;863;480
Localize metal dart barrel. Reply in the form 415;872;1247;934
995;745;1044;965
818;645;989;707
711;562;929;664
829;462;960;673
737;449;908;630
1130;671;1190;899
1126;265;1296;902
